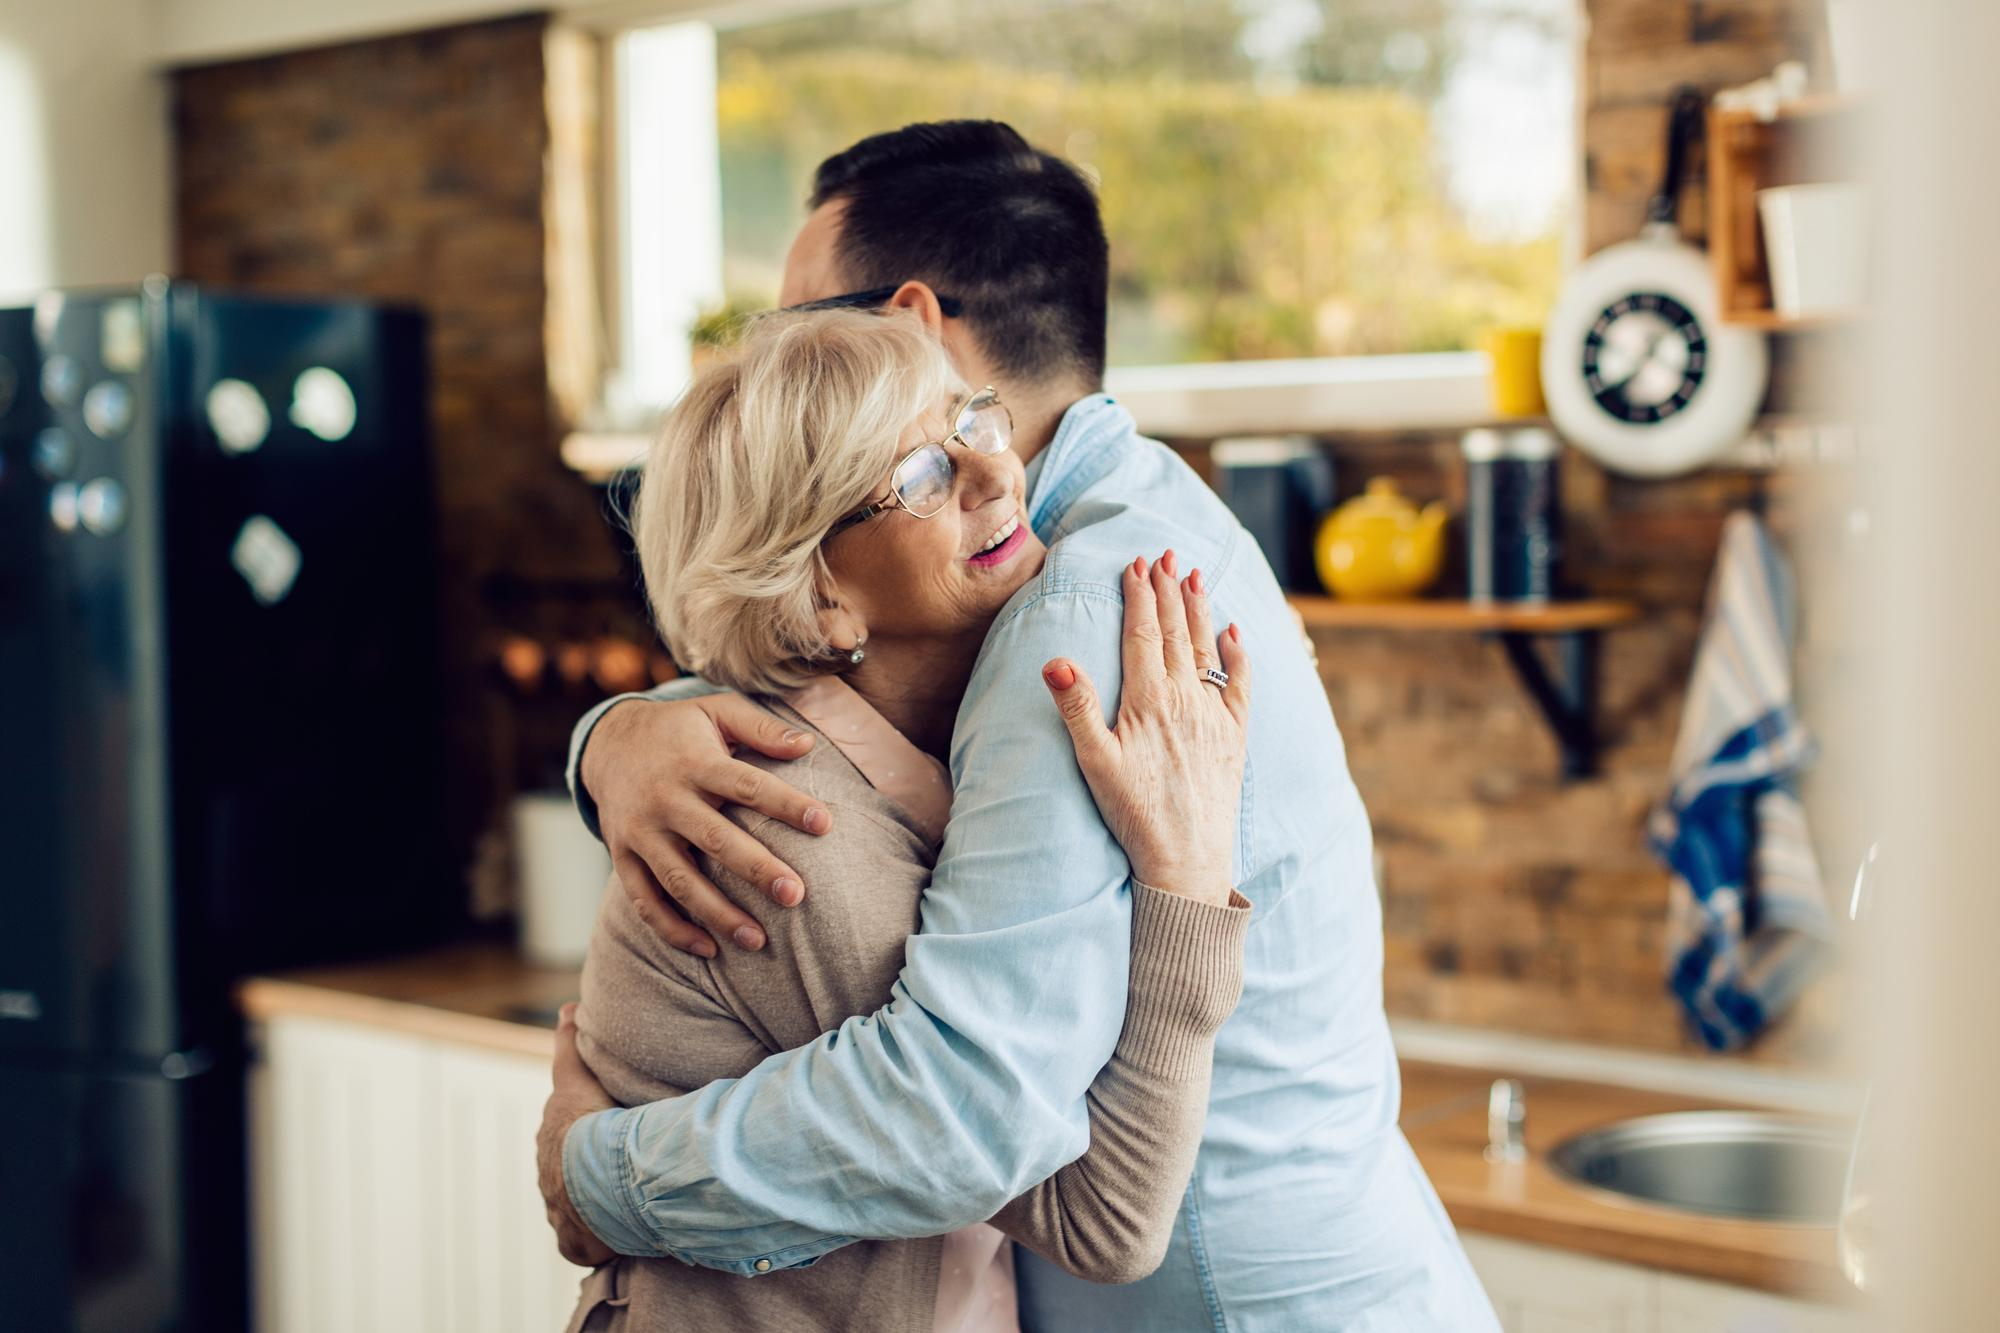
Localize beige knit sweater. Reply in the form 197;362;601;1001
568;700;1249;1333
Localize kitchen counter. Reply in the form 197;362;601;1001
238;941;577;1061
1398;1063;1848;1299
240;943;1848;1300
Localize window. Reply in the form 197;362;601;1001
602;0;1577;435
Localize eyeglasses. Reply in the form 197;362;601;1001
785;285;965;319
826;387;1013;540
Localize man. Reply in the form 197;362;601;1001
539;120;1495;1330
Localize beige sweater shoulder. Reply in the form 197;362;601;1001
570;704;1248;1333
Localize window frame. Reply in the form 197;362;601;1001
567;0;1577;467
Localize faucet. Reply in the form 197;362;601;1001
1484;1078;1527;1164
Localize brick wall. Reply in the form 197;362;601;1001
173;17;644;885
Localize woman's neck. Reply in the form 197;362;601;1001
842;628;989;761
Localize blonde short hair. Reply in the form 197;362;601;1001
631;308;960;696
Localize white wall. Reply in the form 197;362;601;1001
0;0;170;299
1864;0;2000;1326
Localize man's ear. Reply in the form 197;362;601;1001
885;281;946;337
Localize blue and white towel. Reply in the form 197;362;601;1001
1649;512;1830;1051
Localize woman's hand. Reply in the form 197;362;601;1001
1042;552;1251;906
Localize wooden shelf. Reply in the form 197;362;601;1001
1708;101;1865;325
1287;595;1640;634
1720;308;1865;332
1749;94;1865;123
561;430;648;483
1289;594;1640;779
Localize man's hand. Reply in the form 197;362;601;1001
583;693;833;957
538;1004;617;1269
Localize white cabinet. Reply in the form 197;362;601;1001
249;1015;589;1333
1462;1233;1861;1333
432;1043;593;1332
1464;1234;1652;1333
1654;1270;1864;1333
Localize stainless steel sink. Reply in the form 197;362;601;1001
1548;1111;1850;1224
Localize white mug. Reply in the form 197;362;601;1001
1757;183;1870;316
512;792;612;967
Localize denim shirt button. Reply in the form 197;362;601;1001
754;1259;772;1273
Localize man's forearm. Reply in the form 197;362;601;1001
566;676;722;838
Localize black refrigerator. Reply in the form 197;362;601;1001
0;282;457;1332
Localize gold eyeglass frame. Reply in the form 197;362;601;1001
824;386;1011;541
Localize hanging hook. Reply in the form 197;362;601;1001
1747;469;1771;518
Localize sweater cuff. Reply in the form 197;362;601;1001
1117;881;1252;1079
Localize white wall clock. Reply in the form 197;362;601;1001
1542;89;1768;477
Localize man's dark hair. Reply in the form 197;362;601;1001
809;121;1110;388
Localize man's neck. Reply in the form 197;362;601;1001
1002;378;1096;469
843;631;989;761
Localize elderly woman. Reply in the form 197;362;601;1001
559;308;1253;1333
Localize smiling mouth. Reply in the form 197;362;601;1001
967;514;1026;566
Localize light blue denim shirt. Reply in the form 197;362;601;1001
563;395;1496;1331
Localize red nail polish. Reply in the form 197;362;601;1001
1227;623;1240;642
1161;549;1177;576
1189;568;1203;595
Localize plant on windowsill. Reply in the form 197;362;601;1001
689;295;766;371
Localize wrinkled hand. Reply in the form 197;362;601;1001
1042;552;1252;905
584;692;833;957
537;1003;616;1269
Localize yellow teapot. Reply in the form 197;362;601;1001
1314;478;1449;601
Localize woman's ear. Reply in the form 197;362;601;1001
815;597;869;654
885;281;945;337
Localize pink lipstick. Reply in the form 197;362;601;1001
967;517;1028;566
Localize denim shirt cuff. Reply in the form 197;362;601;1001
667;1234;852;1277
562;1108;660;1258
562;1108;855;1274
565;694;643;842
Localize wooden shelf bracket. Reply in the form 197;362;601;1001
1495;629;1604;780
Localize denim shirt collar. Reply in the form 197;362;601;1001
1024;392;1136;536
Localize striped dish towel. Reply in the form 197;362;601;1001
1649;512;1830;1051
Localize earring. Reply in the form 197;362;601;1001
847;644;866;666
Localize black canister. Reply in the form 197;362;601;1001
1212;437;1336;593
1463;427;1562;602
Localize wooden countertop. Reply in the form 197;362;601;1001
238;941;579;1061
240;944;1848;1299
